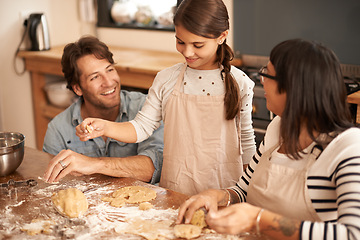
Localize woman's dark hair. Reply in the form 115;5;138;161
270;39;353;159
174;0;239;120
61;35;114;93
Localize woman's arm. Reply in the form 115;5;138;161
206;204;302;239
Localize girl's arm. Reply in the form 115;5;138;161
76;118;137;143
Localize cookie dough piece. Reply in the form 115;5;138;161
86;124;93;133
174;224;202;239
21;219;54;236
190;209;207;228
112;186;157;203
52;188;88;218
139;202;153;210
110;197;126;208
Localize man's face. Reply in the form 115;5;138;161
73;54;121;110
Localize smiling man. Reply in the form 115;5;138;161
42;36;164;184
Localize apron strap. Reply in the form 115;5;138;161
173;63;187;92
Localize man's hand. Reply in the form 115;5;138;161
43;149;99;183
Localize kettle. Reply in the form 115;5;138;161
26;13;50;51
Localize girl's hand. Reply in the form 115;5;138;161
76;118;107;141
176;189;221;225
206;203;260;235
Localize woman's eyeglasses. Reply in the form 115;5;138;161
259;66;277;83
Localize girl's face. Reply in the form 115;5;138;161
175;24;227;70
261;62;287;116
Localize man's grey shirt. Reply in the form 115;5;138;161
43;90;164;184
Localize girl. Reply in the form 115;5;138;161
76;0;256;195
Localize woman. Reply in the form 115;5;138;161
76;0;255;196
177;39;360;239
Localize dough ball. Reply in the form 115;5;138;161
174;224;202;239
139;202;153;210
52;188;88;218
112;186;157;203
190;209;207;228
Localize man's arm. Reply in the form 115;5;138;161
43;149;155;183
97;155;155;182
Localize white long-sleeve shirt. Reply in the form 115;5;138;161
130;63;256;163
231;116;360;239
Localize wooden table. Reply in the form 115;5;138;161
0;147;259;239
348;90;360;124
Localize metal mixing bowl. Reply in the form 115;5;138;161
0;132;25;176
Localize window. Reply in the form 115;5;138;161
97;0;181;31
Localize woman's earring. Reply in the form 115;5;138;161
219;40;223;45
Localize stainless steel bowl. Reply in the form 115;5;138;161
0;132;25;176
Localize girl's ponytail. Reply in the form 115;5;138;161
218;41;240;120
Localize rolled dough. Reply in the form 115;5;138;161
51;188;88;218
102;185;157;207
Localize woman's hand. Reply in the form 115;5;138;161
176;189;224;224
206;203;261;235
76;118;108;141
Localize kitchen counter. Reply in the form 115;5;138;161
0;147;260;239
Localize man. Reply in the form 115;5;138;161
43;36;164;184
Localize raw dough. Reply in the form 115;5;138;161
102;186;157;207
52;188;88;218
190;209;207;228
86;124;93;133
174;224;202;239
139;202;153;210
21;219;54;236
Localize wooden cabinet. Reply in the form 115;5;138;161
348;91;360;125
18;46;184;150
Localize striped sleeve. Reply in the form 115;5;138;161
229;139;264;202
301;155;360;240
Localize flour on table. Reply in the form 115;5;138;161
115;217;176;240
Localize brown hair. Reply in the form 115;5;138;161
270;39;353;159
61;35;114;93
174;0;239;120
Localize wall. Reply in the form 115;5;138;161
233;0;360;66
0;0;82;148
0;0;234;148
